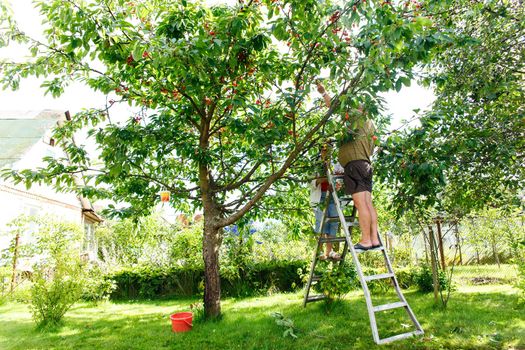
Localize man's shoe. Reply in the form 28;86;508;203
369;244;383;251
354;243;372;253
328;250;342;260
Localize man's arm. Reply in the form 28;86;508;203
316;82;331;108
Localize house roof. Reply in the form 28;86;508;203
0;110;103;223
0;110;62;168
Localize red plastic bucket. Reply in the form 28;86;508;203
170;312;193;332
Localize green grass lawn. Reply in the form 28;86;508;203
1;282;523;350
454;264;518;285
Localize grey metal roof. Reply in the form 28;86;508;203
0;110;63;168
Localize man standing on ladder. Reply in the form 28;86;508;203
317;82;381;253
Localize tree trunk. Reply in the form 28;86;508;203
199;138;224;319
202;219;222;319
491;238;500;268
454;221;463;265
10;232;20;293
436;218;446;270
428;225;440;303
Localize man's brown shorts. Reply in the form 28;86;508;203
343;160;373;195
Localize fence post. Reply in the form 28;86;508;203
436;217;446;270
10;232;20;293
454;221;463;265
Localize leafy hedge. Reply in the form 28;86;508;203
108;266;203;299
106;261;433;300
108;260;308;299
361;266;434;292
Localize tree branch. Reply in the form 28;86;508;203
217;67;364;228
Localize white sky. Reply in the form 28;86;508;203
0;0;435;130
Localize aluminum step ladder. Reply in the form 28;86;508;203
303;167;424;345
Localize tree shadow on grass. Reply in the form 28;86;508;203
0;289;523;350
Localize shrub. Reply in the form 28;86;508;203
516;242;525;304
391;246;414;268
357;251;387;269
30;266;83;328
81;266;117;303
0;266;10;304
222;260;307;297
517;261;525;304
169;223;203;269
25;217;85;328
361;267;389;292
395;267;417;289
189;302;205;324
414;264;449;293
356;266;417;292
96;214;179;268
313;261;357;301
108;260;308;300
11;283;32;303
109;265;204;299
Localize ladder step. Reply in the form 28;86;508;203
324;216;358;226
311;275;321;282
364;273;394;282
319;236;347;243
305;295;326;303
373;301;407;312
377;330;424;345
325;216;355;223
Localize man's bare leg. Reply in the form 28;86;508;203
352;191;373;246
324;236;333;256
365;191;380;246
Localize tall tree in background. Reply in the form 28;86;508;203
375;0;524;306
377;0;524;217
0;0;441;317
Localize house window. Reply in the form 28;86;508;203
83;221;96;255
